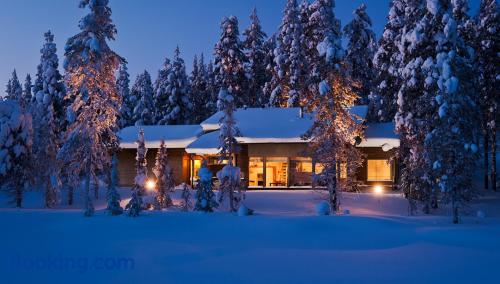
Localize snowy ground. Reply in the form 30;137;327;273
1;188;500;284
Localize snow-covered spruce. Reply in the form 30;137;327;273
343;3;377;105
217;89;244;212
180;183;192;212
5;70;24;107
126;129;147;217
243;8;269;107
0;100;33;208
62;0;123;216
22;74;33;110
194;160;218;212
426;2;481;223
131;70;154;126
304;74;364;213
152;139;174;210
117;63;132;128
370;0;405;122
261;35;277;107
214;16;249;108
32;31;66;208
159;47;192;125
106;154;123;215
302;0;343;110
476;0;498;191
395;0;438;214
189;54;212;123
270;0;308;107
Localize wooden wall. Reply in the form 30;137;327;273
117;148;189;187
356;147;398;187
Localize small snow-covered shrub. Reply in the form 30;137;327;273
237;204;254;216
476;210;485;219
343;209;351;215
315;201;331;216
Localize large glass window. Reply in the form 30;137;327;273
248;157;264;187
367;160;392;181
290;157;313;187
266;157;288;187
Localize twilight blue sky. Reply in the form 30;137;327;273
0;0;480;94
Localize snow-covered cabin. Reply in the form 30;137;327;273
117;106;400;189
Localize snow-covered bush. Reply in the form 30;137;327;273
217;164;245;212
0;100;33;207
315;201;331;216
194;161;218;212
237;204;254;216
152;139;174;210
180;183;192;212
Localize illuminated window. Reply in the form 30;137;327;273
191;159;202;180
314;163;347;178
367;160;392;181
266;157;288;187
248;157;264;187
290;157;313;186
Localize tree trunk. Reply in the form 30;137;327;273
453;205;459;224
492;127;497;191
16;185;22;208
484;131;489;190
93;175;99;199
68;185;74;206
229;183;235;212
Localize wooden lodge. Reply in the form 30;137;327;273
117;106;400;190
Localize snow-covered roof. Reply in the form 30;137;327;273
118;125;203;149
358;122;400;150
185;130;220;155
200;106;368;143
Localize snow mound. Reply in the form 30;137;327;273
315;201;331;216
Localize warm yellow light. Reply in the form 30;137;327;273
373;185;383;195
145;179;156;191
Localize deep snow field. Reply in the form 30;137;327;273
1;187;500;284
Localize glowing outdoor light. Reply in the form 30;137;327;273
373;185;383;195
145;179;156;191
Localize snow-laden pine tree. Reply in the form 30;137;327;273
190;54;211;123
126;129;146;217
262;35;277;107
243;8;268;107
396;0;459;214
371;0;405;122
153;57;172;124
0;101;33;208
61;0;123;217
194;160;218;212
117;63;132;128
160;47;192;125
22;74;33;110
214;16;249;108
426;2;480;223
152;139;174;209
303;0;344;110
32;30;67;208
5;70;23;105
205;60;218;116
216;89;244;212
270;0;308;107
304;72;364;212
131;70;154;126
106;153;123;215
476;0;498;191
343;4;377;105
